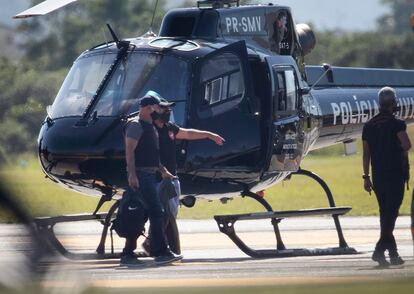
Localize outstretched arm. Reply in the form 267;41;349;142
176;128;225;145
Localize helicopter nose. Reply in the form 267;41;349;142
38;117;124;156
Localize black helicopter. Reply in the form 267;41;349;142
14;0;414;259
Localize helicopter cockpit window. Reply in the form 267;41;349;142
93;52;189;124
50;52;116;119
201;52;244;105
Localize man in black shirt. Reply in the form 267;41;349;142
362;86;411;266
142;95;225;255
122;93;182;266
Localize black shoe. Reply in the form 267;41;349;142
120;255;144;267
154;252;183;265
372;251;390;267
390;256;405;265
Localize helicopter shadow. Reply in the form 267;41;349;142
74;256;253;271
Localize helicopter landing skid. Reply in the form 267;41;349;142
33;200;120;260
213;169;357;258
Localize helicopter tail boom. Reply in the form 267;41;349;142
306;65;414;151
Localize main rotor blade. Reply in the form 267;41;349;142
13;0;78;19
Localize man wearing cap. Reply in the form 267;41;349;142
122;93;182;266
362;86;411;266
141;92;225;256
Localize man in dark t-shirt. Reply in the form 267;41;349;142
142;95;225;255
362;87;411;266
122;93;182;266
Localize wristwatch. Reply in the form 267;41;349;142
362;174;370;179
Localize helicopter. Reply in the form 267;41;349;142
14;0;414;259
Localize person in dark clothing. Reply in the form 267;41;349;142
411;190;414;254
121;93;182;266
141;94;225;256
362;86;411;266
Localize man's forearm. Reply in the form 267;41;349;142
159;164;168;174
126;152;136;176
185;129;212;140
363;155;370;176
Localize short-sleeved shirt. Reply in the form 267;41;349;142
155;122;180;175
362;112;406;176
125;118;160;171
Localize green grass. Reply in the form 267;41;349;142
0;157;114;222
179;152;413;218
2;278;414;294
89;278;414;294
0;142;413;220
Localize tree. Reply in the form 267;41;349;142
306;30;414;69
377;0;414;34
1;1;170;160
19;0;166;70
0;57;66;162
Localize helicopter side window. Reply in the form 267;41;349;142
276;72;286;111
272;67;298;117
201;53;244;106
204;77;222;104
285;70;297;111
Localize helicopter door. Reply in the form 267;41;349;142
265;59;304;172
184;41;261;173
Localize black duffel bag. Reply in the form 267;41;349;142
112;188;148;238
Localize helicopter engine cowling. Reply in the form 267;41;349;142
296;23;316;56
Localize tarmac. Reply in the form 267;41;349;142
0;216;413;290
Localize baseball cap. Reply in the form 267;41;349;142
139;91;161;107
159;98;176;108
141;90;176;107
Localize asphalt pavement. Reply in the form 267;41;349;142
0;216;413;290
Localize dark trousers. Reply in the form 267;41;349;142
122;170;169;257
372;173;405;255
144;178;181;255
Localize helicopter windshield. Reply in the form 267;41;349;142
93;52;189;123
50;51;116;119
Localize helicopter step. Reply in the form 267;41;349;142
214;207;356;258
33;200;120;260
213;169;357;258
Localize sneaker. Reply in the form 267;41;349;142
120;255;144;267
390;256;405;265
372;251;390;267
154;252;183;265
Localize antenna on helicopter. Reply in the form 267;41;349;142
142;0;160;38
106;23;129;49
106;24;119;44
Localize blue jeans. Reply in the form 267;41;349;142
122;170;169;257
